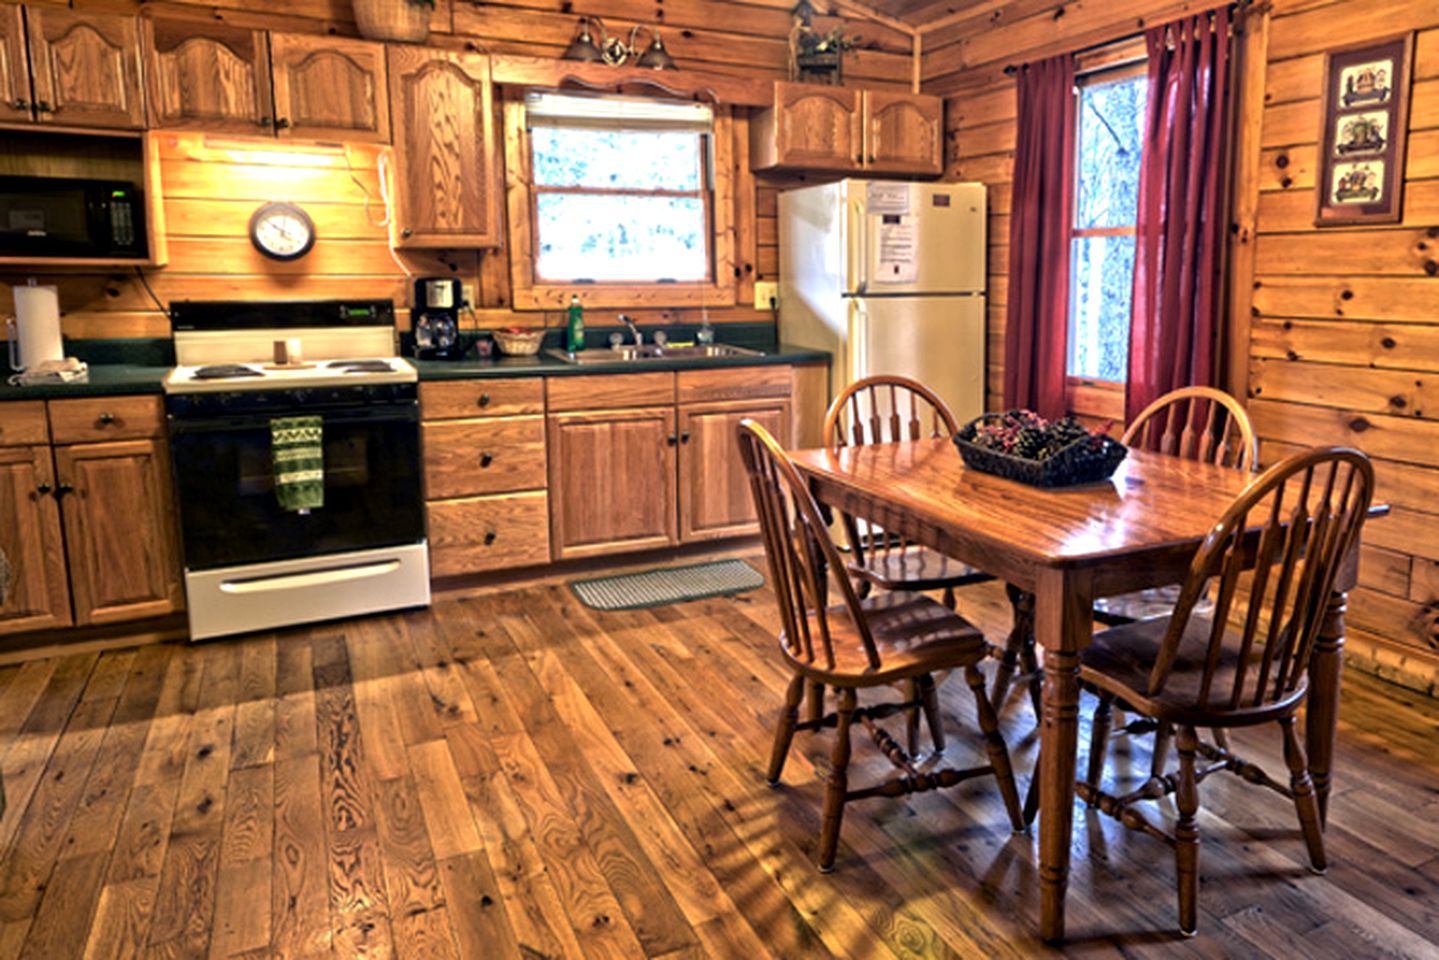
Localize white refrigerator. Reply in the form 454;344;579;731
778;179;987;424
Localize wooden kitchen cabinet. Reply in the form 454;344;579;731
0;6;30;125
864;89;943;176
678;399;791;542
52;438;183;626
387;45;500;247
751;83;943;177
428;491;551;577
142;19;272;134
548;407;678;560
25;7;145;130
270;32;390;143
0;445;72;635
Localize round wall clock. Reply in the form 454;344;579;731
249;202;316;261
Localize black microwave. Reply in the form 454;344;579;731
0;176;147;259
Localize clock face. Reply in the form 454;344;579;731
249;202;315;261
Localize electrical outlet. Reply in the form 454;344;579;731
754;281;779;312
461;282;477;309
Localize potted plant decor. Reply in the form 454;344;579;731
353;0;432;44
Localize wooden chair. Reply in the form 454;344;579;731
824;375;997;751
1072;447;1374;935
991;387;1258;720
737;419;1024;872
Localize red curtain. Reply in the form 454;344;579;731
1126;7;1234;423
1003;54;1076;420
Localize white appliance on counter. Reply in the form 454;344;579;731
163;299;429;641
779;179;987;422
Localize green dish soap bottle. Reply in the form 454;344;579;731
566;294;585;353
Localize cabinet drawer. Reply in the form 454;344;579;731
547;372;674;412
48;396;165;443
428;491;550;577
0;401;49;446
420;379;544;420
678;366;792;404
424;416;546;499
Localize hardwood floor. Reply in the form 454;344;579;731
0;571;1435;958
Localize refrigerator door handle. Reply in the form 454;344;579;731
849;299;868;382
850;198;868;294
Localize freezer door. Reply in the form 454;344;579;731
850;295;987;424
845;181;987;295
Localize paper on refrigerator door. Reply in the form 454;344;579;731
866;181;911;215
876;222;918;283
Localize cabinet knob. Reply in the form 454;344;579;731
477;393;491;408
35;482;51;496
666;433;677;446
258;116;272;127
11;98;27;111
35;100;53;114
483;530;497;546
869;154;876;163
680;432;690;444
479;452;493;468
401;228;413;239
275;117;291;130
97;412;116;426
55;482;74;497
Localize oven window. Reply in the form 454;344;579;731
170;407;423;571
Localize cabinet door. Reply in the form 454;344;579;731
26;8;145;130
0;5;31;124
0;446;71;636
54;439;183;626
548;408;677;560
387;46;499;248
270;33;389;143
774;82;862;171
143;19;272;134
678;400;790;542
864;91;944;176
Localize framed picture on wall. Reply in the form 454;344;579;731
1315;33;1414;226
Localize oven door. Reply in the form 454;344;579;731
168;403;424;571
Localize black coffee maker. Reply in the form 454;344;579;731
412;277;463;360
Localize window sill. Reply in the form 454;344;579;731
1066;376;1124;423
511;281;735;311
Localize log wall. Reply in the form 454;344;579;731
0;0;912;337
927;0;1439;692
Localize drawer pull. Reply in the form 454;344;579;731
35;482;51;496
483;530;497;546
477;393;491;408
97;412;116;426
479;452;494;468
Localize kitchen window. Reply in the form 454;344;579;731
1066;62;1147;416
505;91;738;309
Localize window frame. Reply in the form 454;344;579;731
1065;52;1147;422
504;91;738;311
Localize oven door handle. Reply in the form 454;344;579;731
168;407;419;434
218;559;403;594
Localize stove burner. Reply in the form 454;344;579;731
192;364;263;380
329;360;396;373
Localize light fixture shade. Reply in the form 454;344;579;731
636;32;677;70
563;19;605;62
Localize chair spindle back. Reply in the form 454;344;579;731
1122;386;1258;472
1151;447;1374;713
737;419;880;672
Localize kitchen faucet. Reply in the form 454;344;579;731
619;314;643;347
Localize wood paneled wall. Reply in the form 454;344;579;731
0;0;912;338
927;0;1439;692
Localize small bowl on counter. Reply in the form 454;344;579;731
492;328;544;356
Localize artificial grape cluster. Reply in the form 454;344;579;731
970;410;1109;462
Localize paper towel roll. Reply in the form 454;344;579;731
11;284;63;371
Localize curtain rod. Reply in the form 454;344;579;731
1001;0;1252;76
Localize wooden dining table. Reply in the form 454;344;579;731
787;438;1370;943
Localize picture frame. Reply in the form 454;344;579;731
1315;33;1414;227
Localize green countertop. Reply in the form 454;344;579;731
0;363;173;401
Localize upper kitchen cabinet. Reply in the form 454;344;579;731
270;33;390;143
753;82;862;171
23;8;145;130
387;46;499;248
143;20;272;134
0;6;30;125
751;83;943;177
864;89;943;176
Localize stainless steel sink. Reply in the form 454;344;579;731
546;344;764;364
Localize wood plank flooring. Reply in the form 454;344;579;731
0;572;1435;958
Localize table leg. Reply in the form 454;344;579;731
1307;587;1347;827
1035;567;1092;944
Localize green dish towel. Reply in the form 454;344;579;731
272;416;324;512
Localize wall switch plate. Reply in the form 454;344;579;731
461;282;477;309
754;281;779;312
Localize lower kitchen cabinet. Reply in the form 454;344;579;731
428;491;550;577
548;407;678;560
0;444;71;634
678;399;791;541
53;438;183;625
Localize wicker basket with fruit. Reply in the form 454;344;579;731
953;409;1127;487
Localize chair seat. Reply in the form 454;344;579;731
782;590;989;686
848;545;992;592
1094;584;1217;625
1079;615;1308;728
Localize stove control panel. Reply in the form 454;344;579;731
167;382;418;418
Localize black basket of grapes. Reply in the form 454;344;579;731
953;410;1127;487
